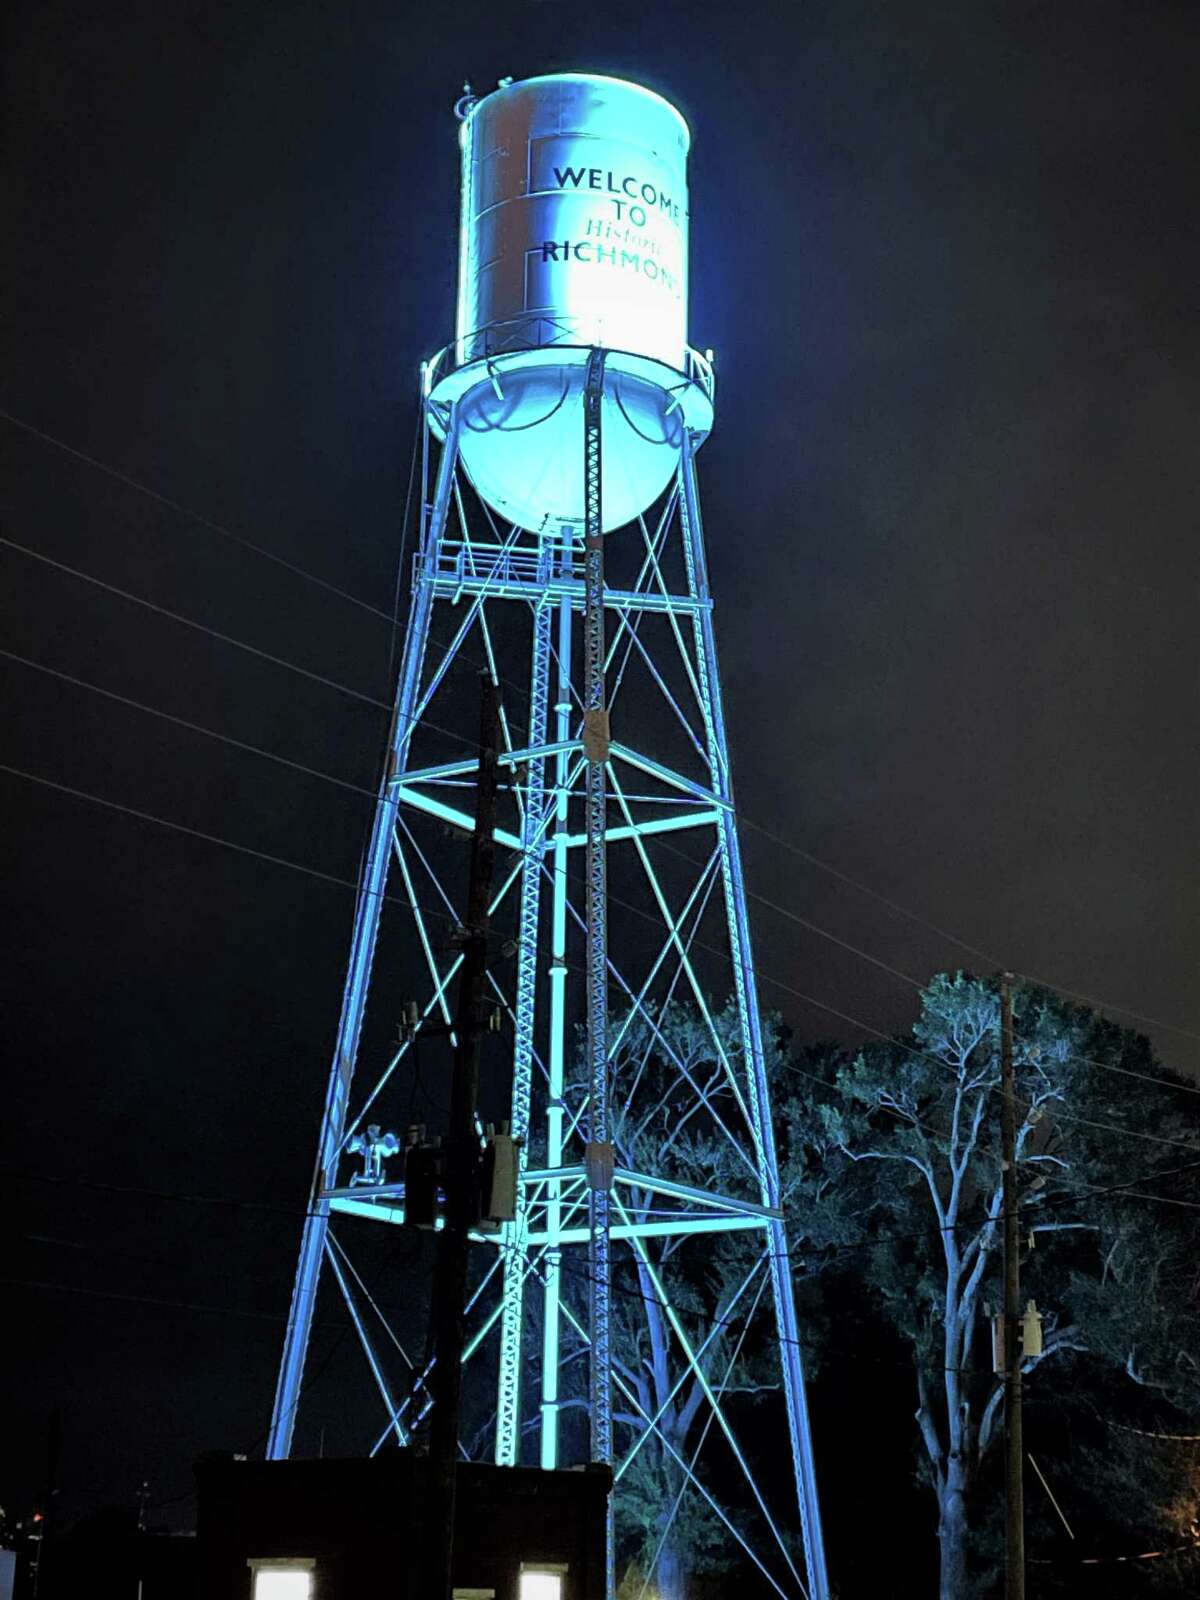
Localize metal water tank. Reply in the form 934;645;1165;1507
428;74;713;535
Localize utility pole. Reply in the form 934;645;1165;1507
30;1409;60;1600
422;674;501;1600
135;1479;149;1600
1000;972;1024;1600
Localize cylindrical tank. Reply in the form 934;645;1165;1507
428;74;713;535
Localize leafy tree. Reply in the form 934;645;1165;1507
1012;1362;1200;1595
783;973;1200;1599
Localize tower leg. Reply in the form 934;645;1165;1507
677;436;831;1600
582;352;615;1600
495;596;552;1465
266;413;460;1460
539;584;574;1472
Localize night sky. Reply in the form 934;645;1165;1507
3;0;1197;1558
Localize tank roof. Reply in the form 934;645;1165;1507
463;72;690;150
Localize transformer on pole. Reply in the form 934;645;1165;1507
269;73;830;1600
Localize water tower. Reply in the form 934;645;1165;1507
268;74;829;1600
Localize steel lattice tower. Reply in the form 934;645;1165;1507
269;74;830;1600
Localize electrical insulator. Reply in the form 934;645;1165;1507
1021;1300;1043;1359
479;1129;521;1230
397;1000;420;1043
404;1142;441;1229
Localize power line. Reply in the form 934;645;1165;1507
8;1150;1200;1506
651;837;1200;1099
9;644;1193;1125
7;493;1194;1059
7;403;1194;1047
617;824;1200;1111
1014;973;1200;1046
0;408;1016;1018
732;819;1200;1048
594;871;1200;1152
753;1155;1200;1272
0;404;512;726
736;812;1003;968
0;626;516;784
0;531;393;712
669;837;924;993
3;535;1194;1117
1106;1419;1200;1443
1;637;932;1025
0;1274;300;1326
4;712;1194;1164
6;735;1192;1168
0;646;380;801
735;954;1200;1155
532;1144;1200;1358
1038;1106;1199;1158
1029;1539;1200;1568
0;1163;313;1218
1062;1051;1200;1098
0;407;399;625
7;1147;1200;1291
0;550;964;1039
0;760;459;931
488;660;1199;1045
13;1203;1173;1407
1117;1187;1200;1210
0;404;526;730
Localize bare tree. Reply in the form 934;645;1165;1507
787;973;1200;1599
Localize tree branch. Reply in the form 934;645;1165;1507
838;1143;945;1227
978;1382;1004;1458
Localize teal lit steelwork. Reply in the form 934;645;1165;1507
270;394;830;1596
270;72;829;1600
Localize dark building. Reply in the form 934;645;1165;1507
195;1453;611;1600
24;1525;196;1600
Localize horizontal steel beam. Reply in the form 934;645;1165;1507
559;807;721;849
391;740;578;788
328;1179;777;1233
330;1195;409;1225
324;1183;406;1202
427;572;711;616
522;1165;780;1219
612;1167;782;1220
329;1196;490;1242
391;785;525;849
523;1213;769;1245
329;1199;766;1248
391;785;719;854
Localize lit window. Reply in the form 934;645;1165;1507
519;1571;564;1600
248;1559;314;1600
254;1577;310;1600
